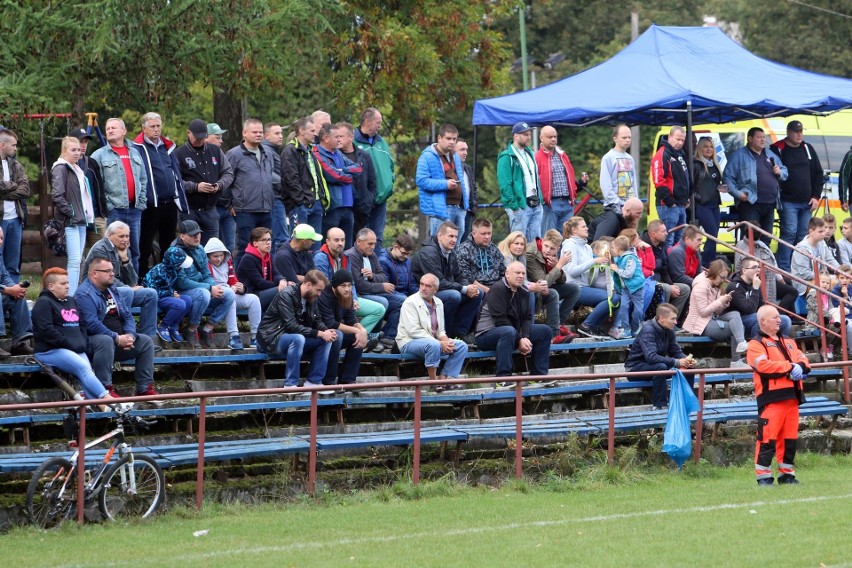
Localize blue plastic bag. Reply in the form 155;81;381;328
662;369;700;468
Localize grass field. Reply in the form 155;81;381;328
5;453;852;567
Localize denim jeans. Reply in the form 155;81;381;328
777;201;812;271
368;201;388;248
269;333;332;386
401;337;468;378
158;296;192;329
323;207;355;249
217;205;236;255
356;297;386;333
0;217;23;282
291;201;324;251
507;204;543;243
235;211;272;265
271;199;290;254
615;287;645;333
695;204;721;267
429;205;467;238
553;282;581;324
658;205;687;250
230;292;261;335
737;202;775;245
116;286;157;338
64;225;87;295
88;333;154;393
0;293;32;340
476;324;552;376
625;361;671;407
36;348;108;399
361;291;406;338
107;208;143;273
179;286;235;326
435;288;483;338
542;198;574;235
182;206;220;247
325;332;364;385
576;285;619;330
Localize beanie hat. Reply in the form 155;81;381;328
331;269;353;288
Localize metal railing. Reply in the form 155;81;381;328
670;220;851;403
2;359;849;524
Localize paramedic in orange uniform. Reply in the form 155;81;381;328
747;305;810;486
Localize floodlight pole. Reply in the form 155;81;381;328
519;4;529;91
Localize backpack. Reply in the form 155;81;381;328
43;218;67;257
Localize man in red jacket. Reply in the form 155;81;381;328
535;126;588;234
747;305;811;486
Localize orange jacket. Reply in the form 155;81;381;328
747;331;810;409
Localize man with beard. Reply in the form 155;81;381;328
257;269;336;387
317;269;374;386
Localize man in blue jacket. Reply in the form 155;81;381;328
132;112;189;280
416;124;469;238
378;233;418;297
75;256;157;397
170;220;235;348
624;303;695;409
313;124;362;249
724;127;788;245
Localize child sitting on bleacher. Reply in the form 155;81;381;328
205;238;261;350
143;247;193;345
609;235;645;339
828;265;852;359
588;239;619;339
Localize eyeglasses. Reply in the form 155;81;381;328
93;269;115;274
258;238;272;243
743;266;759;271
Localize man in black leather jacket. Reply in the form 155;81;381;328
256;269;337;387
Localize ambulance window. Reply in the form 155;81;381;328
720;133;743;156
823;136;852;171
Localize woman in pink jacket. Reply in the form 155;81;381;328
682;259;748;365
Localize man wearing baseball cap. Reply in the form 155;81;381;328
497;122;543;242
206;123;227;147
174;119;234;247
771;120;824;271
169;219;236;348
273;223;321;284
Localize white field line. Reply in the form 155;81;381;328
85;492;852;567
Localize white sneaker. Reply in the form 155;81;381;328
735;341;748;354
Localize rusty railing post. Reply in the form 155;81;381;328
76;405;86;525
694;373;706;464
308;390;318;496
515;380;523;479
413;385;421;484
196;396;207;511
608;377;616;466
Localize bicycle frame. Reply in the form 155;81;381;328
67;424;131;498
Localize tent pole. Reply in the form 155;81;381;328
687;101;696;224
472;126;478;194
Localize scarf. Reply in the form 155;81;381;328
510;144;537;197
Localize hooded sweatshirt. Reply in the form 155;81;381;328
143;246;188;299
561;236;597;287
204;237;238;288
32;289;89;354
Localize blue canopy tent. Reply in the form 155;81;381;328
471;25;852;220
472;25;852;128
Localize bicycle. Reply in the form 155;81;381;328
24;359;166;528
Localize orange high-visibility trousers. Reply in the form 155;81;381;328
754;398;799;480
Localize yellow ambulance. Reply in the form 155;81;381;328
648;110;852;247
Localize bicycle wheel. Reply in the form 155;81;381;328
26;457;77;529
98;454;165;521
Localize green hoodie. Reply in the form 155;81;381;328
497;141;542;211
354;128;395;204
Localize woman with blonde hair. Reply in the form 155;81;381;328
692;136;726;267
497;231;528;266
51;136;95;294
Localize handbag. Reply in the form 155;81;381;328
43;218;67;257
